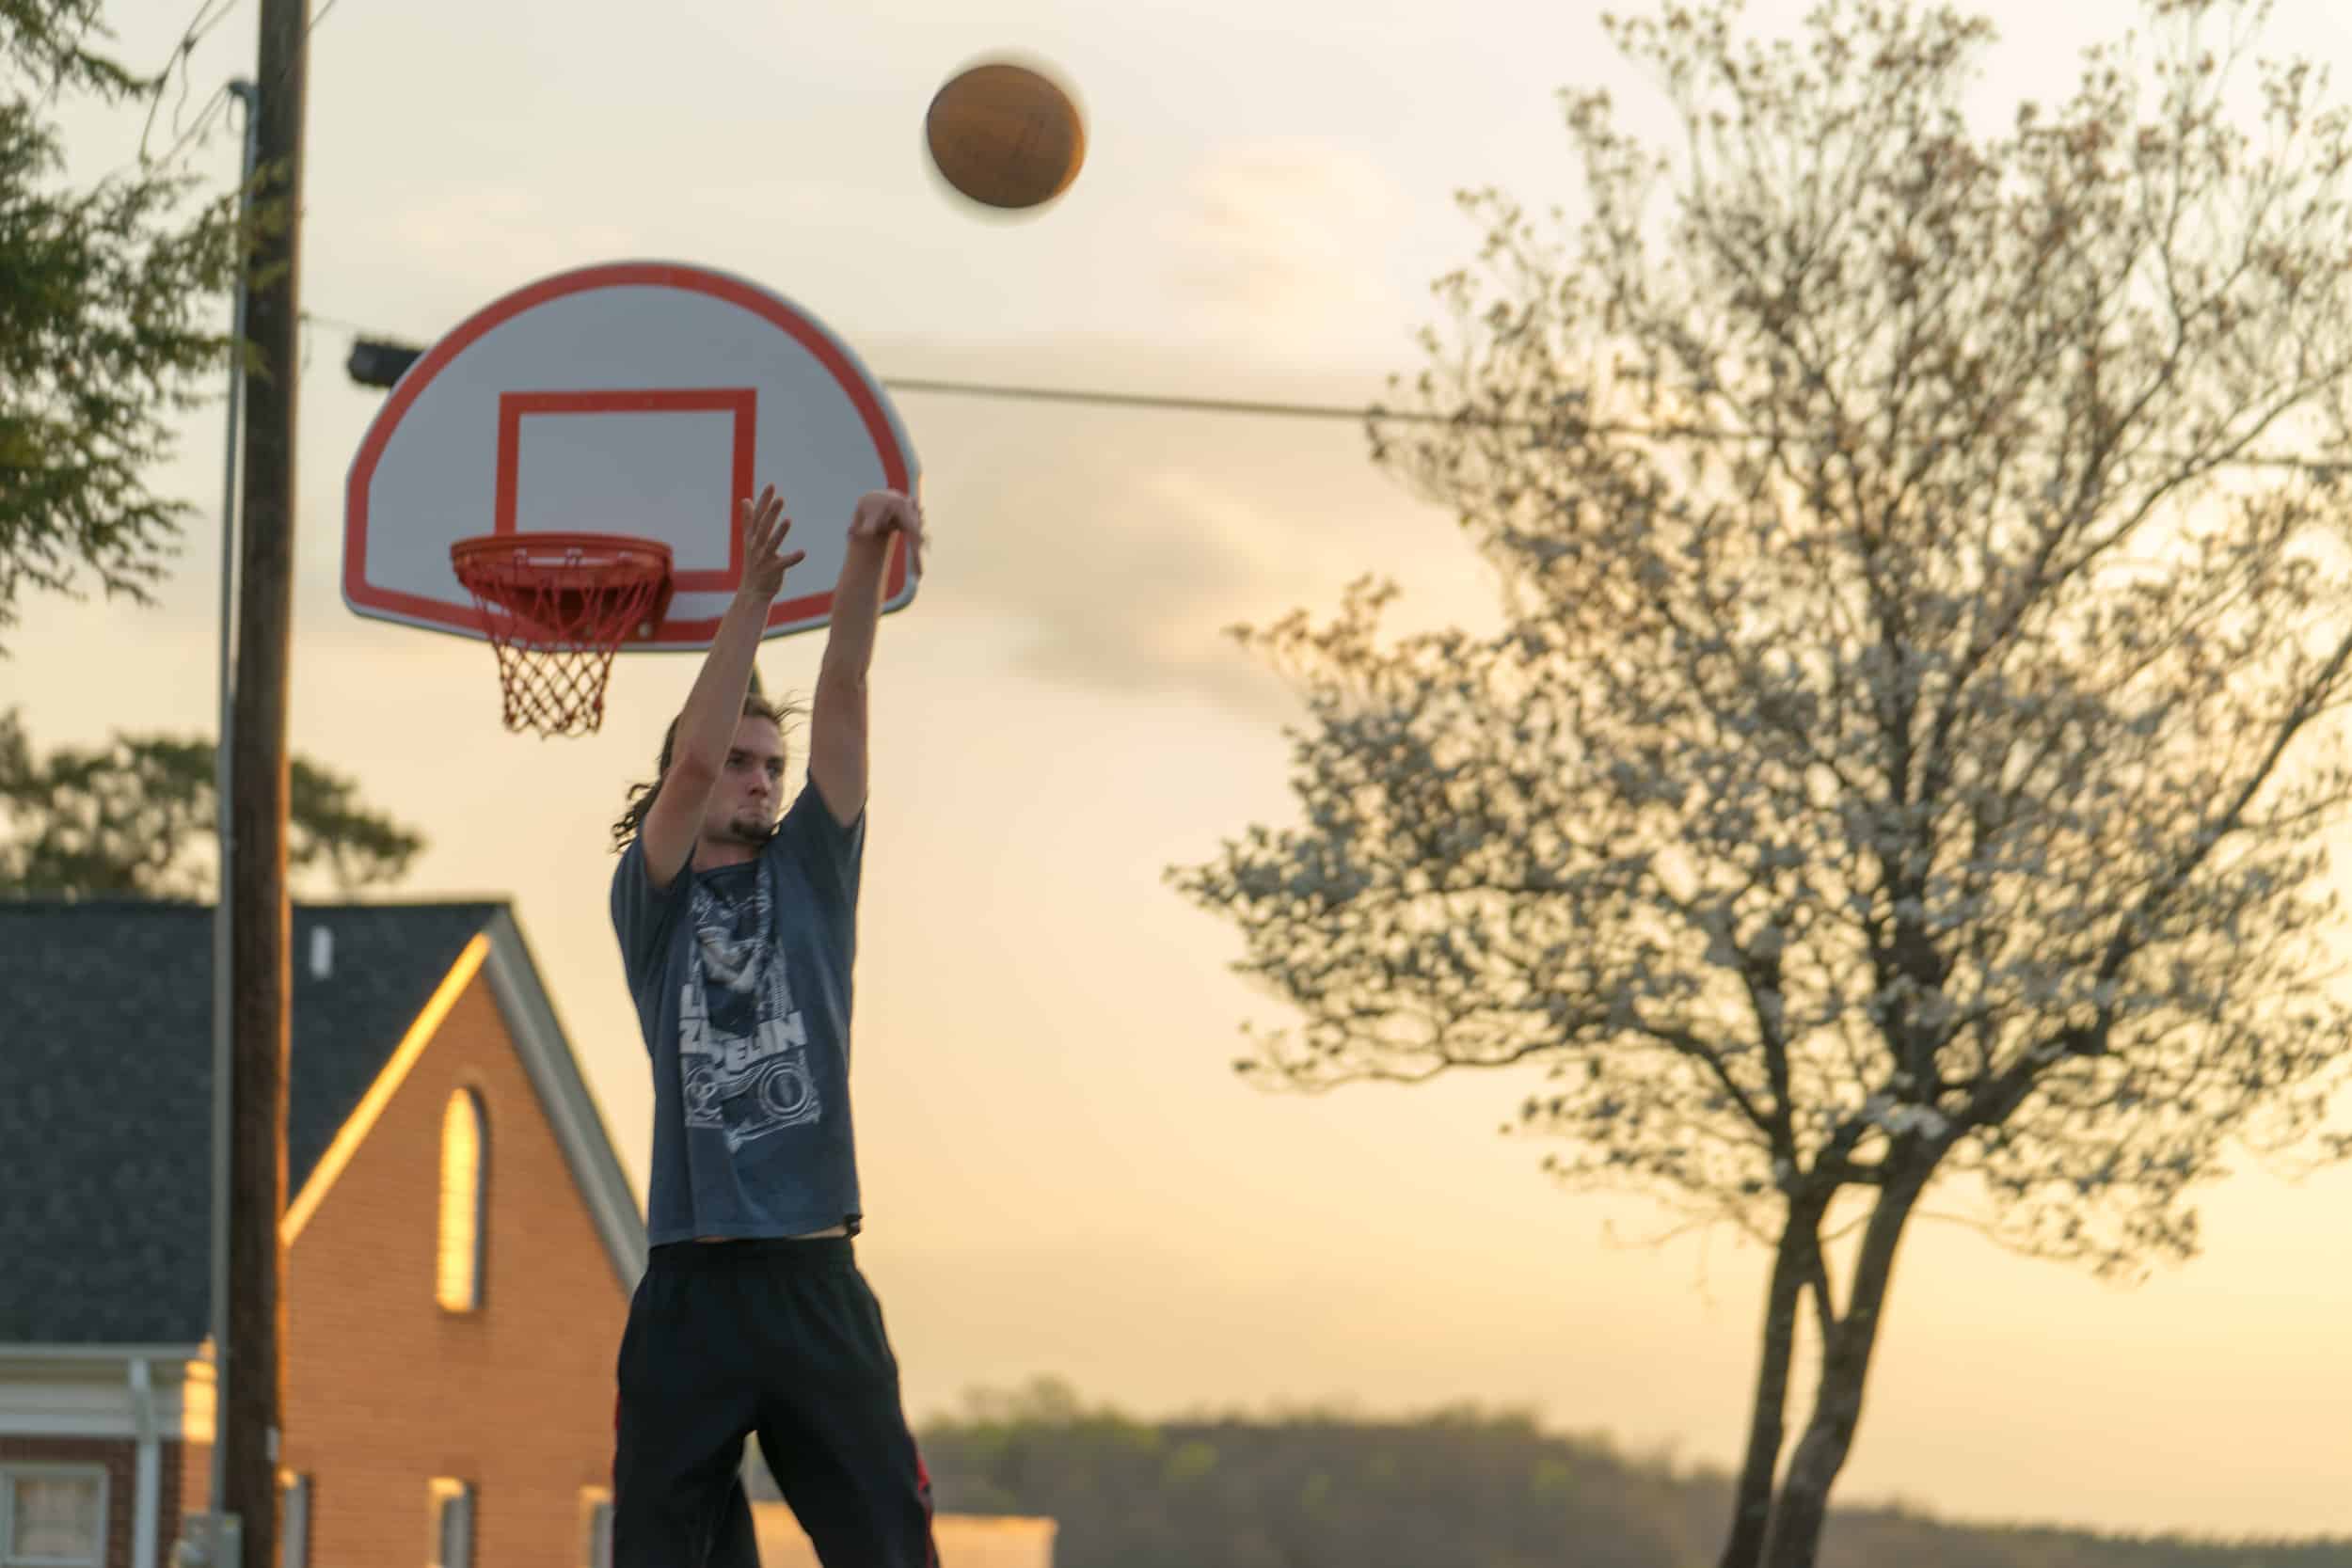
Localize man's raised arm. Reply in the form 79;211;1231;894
638;485;803;885
807;489;925;825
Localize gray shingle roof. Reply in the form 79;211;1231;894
0;899;503;1346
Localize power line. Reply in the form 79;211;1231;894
879;376;1402;424
297;309;374;337
299;313;1457;424
294;312;2347;472
269;0;344;97
152;81;235;168
876;376;2345;470
139;0;351;170
140;0;244;163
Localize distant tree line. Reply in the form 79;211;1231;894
834;1379;2352;1568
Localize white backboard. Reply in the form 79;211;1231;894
343;260;919;645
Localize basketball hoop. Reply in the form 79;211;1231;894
450;533;675;737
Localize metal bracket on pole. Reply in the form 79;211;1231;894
168;1513;241;1568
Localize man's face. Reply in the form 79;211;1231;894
705;714;786;846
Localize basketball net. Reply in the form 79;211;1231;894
450;533;675;738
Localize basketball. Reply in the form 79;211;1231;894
924;60;1086;212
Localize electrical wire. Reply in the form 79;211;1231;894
870;378;2352;467
879;377;1406;425
151;82;235;169
139;0;353;172
297;309;374;337
139;0;244;164
265;0;344;98
294;313;2352;473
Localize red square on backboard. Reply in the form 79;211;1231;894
493;388;757;594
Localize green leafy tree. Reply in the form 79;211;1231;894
0;709;425;897
1;0;255;650
1172;2;2352;1563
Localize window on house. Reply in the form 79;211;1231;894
278;1474;310;1568
427;1480;473;1568
0;1466;107;1568
579;1488;612;1568
436;1087;487;1312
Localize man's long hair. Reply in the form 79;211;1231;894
610;689;800;853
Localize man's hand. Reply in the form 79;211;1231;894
738;484;807;603
807;489;922;826
641;482;803;887
847;488;926;578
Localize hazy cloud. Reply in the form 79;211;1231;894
884;340;1496;720
1158;140;1411;355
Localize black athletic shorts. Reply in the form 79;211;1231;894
612;1237;937;1568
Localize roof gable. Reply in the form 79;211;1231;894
0;899;640;1346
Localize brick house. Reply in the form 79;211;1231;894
0;901;645;1568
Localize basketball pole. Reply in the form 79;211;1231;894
222;0;309;1566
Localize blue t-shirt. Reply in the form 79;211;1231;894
610;782;866;1244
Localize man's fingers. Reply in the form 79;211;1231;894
855;496;916;535
781;547;806;572
743;488;792;562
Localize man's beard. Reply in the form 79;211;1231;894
722;811;775;847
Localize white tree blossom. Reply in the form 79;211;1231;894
1169;3;2352;1563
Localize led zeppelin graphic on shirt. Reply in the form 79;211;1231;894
677;865;820;1152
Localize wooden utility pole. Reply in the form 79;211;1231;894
224;0;307;1563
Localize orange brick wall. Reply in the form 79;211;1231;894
175;1440;203;1525
281;969;632;1568
170;1439;204;1559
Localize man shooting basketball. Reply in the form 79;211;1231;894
607;483;935;1568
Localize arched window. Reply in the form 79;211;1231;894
436;1089;486;1312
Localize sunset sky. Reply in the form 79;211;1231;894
20;0;2352;1538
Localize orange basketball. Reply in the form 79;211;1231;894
925;60;1086;212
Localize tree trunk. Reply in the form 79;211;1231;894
1715;1200;1823;1568
1760;1173;1929;1568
